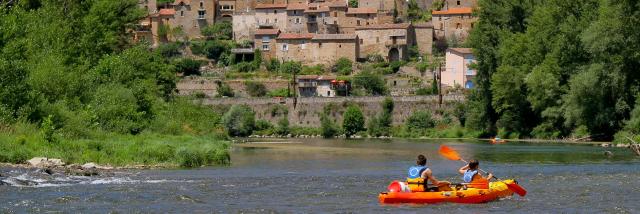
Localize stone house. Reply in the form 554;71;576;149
216;0;236;22
304;3;336;34
254;28;281;60
276;33;316;63
255;3;288;30
443;48;476;89
432;7;477;42
276;33;359;65
442;0;477;9
357;0;394;12
354;23;415;61
342;7;378;33
296;75;339;97
286;3;309;33
232;13;258;41
167;0;216;40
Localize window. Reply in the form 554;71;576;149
318;42;322;47
198;10;205;19
294;10;298;15
439;17;442;21
180;10;184;17
471;23;474;28
360;39;363;44
200;1;204;8
262;44;270;51
274;10;277;14
334;12;337;17
295;18;301;24
457;0;460;5
357;20;361;26
338;44;342;48
282;44;288;51
275;18;278;23
456;23;461;29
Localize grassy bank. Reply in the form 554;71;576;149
0;125;230;168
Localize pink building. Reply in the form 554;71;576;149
443;48;476;89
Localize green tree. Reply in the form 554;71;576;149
201;21;233;40
275;117;290;136
174;58;203;76
368;97;394;137
348;0;358;8
333;57;353;75
253;48;262;68
280;61;302;74
352;71;387;95
266;58;280;72
222;105;255;137
343;105;365;138
406;110;435;131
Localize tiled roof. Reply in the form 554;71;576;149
159;9;176;16
256;3;288;9
355;23;411;30
312;34;357;40
287;3;308;10
432;7;473;15
449;48;473;54
277;33;315;40
255;28;281;35
346;7;377;14
304;5;330;13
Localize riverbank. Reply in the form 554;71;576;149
0;132;230;169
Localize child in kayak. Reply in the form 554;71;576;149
407;155;450;191
458;159;493;189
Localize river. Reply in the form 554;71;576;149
1;139;638;213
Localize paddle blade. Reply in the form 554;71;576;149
438;145;461;161
507;183;527;197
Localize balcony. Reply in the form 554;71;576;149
298;82;318;87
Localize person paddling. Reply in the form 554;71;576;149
458;159;493;189
407;155;449;191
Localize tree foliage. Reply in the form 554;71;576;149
342;105;365;138
222;105;255;137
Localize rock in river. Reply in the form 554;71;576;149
27;157;65;168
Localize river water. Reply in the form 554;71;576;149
1;139;638;213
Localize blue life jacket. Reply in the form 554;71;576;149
463;169;478;183
408;165;428;179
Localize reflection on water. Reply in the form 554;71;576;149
1;138;638;213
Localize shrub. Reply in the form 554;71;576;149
174;58;204;76
222;105;255;137
156;42;181;58
389;61;404;73
244;81;267;97
320;114;339;138
216;82;234;97
201;21;232;40
90;84;144;134
406;110;435;131
275;117;290;135
255;119;273;131
352;71;387;95
266;58;280;72
268;88;290;97
366;54;385;63
333;57;353;75
280;61;302;74
343;105;365;138
301;64;325;75
233;62;257;72
253;49;262;68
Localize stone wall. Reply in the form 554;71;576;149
177;77;290;97
201;95;464;127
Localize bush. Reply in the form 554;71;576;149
268;88;290;97
301;64;325;75
352;71;387;95
233;62;257;72
222;105;255;137
253;49;262;68
389;61;405;73
275;117;290;135
366;54;385;63
280;61;302;74
343;105;365;138
91;84;145;134
406;110;435;131
320;114;339;138
266;58;280;72
174;58;204;76
255;119;273;131
333;57;353;75
201;21;233;40
156;42;181;58
244;81;267;97
216;82;234;97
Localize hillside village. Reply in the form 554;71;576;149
133;0;478;98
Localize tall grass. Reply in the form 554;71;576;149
0;123;230;167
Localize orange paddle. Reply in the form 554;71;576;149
438;145;527;197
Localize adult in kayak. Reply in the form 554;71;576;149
458;159;493;189
407;155;449;191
